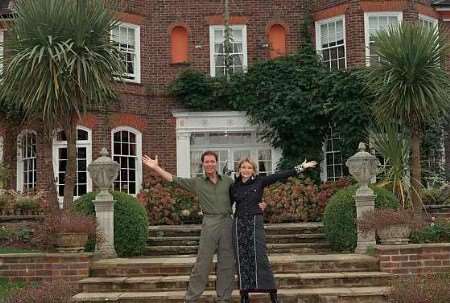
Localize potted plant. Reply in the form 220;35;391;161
358;208;424;245
50;212;96;253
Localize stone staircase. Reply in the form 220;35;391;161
72;223;392;303
145;222;331;256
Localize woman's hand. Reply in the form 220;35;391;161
302;159;318;169
143;155;159;170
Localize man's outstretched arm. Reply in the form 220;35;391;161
143;155;173;182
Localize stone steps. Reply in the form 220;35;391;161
144;242;331;256
72;287;390;303
147;233;327;246
89;254;380;277
148;222;324;238
79;272;392;293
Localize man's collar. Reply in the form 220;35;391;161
203;173;222;181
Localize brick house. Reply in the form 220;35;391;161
0;0;448;206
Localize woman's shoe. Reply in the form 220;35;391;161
240;291;250;303
270;291;279;303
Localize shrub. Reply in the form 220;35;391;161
74;191;149;257
410;219;450;243
3;280;77;303
138;180;201;225
323;185;399;252
421;185;450;205
262;177;352;223
0;225;33;247
389;273;450;303
358;208;424;234
31;211;96;250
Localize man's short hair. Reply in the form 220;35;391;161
201;151;218;162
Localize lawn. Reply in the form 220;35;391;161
0;247;39;254
0;278;25;298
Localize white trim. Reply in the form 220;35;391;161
111;22;141;84
52;126;93;206
364;11;403;66
0;31;3;74
16;129;37;193
111;126;143;195
419;14;439;28
0;136;3;163
435;7;450;11
315;15;347;70
173;111;281;177
209;25;248;77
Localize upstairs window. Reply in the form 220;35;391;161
111;22;141;83
209;25;247;77
315;16;346;70
364;12;402;66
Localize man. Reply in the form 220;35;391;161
143;151;235;303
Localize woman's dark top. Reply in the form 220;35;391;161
230;169;298;217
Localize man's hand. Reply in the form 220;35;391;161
143;155;159;170
259;202;267;211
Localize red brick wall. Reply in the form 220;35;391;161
0;253;92;282
376;244;450;275
1;0;448;195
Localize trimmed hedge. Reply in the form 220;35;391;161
323;185;399;252
74;191;149;257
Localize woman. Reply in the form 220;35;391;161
230;158;317;303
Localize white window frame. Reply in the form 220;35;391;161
111;22;141;83
0;136;3;163
173;111;281;178
209;25;248;77
321;127;344;182
0;31;3;74
315;15;347;70
16;130;37;193
111;126;142;195
364;12;403;66
419;14;438;30
52;126;93;206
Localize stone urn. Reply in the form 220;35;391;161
55;233;89;253
377;224;411;245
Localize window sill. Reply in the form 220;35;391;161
170;62;191;67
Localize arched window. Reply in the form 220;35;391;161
53;127;92;205
171;26;189;64
17;130;37;192
111;127;142;195
268;24;287;59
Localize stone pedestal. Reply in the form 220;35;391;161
93;191;117;258
88;148;120;259
346;143;379;254
355;194;376;254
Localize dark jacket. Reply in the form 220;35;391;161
230;169;298;217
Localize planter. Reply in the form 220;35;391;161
377;224;411;245
55;233;88;253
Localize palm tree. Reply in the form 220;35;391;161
0;0;124;209
364;22;450;210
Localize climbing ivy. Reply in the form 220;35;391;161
169;43;373;168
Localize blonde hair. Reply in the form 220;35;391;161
237;157;257;176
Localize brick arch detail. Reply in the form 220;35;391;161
109;113;146;132
266;23;288;58
170;24;189;64
78;113;98;130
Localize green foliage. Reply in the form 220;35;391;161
0;278;26;299
410;219;450;243
323;185;399;252
74;191;149;257
138;181;202;225
421;186;450;205
262;177;352;223
169;44;372;167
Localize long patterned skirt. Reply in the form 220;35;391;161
232;214;276;292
